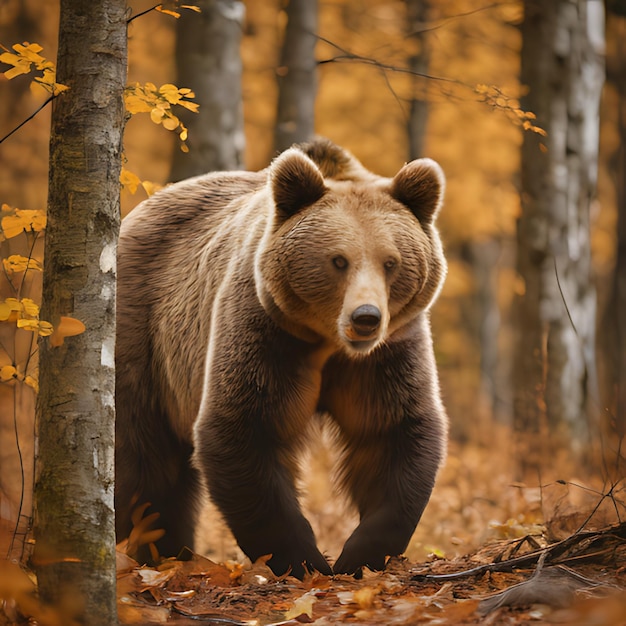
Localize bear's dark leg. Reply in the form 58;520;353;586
115;419;201;564
195;419;331;578
193;322;333;579
320;335;447;575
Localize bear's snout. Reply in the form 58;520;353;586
350;304;382;337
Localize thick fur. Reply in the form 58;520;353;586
115;138;448;578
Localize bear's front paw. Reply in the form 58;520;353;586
267;545;332;579
333;537;387;576
333;513;413;576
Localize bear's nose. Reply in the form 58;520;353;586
351;305;382;336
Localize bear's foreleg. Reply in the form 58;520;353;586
193;325;333;579
321;339;447;575
195;414;332;578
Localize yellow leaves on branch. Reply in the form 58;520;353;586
124;82;198;151
3;254;42;274
1;205;46;239
475;83;547;137
120;167;162;196
155;3;202;19
0;364;39;392
0;42;68;96
0;298;53;337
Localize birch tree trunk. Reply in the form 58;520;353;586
513;0;604;473
274;0;318;152
169;0;245;181
34;0;126;622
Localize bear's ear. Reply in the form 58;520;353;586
389;158;445;224
270;148;327;219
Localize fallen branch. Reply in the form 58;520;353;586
412;521;626;582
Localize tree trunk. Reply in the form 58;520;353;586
405;0;430;160
513;0;604;474
603;6;626;438
169;0;245;181
34;0;126;622
274;0;318;153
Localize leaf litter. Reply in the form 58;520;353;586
116;523;626;625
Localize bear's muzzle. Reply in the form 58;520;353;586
350;304;382;337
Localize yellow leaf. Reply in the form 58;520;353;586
162;115;179;131
180;143;189;153
1;214;26;238
285;590;317;620
141;181;163;197
124;96;153;115
0;51;20;65
156;7;181;17
159;83;181;103
1;209;46;238
178;100;199;113
3;61;31;79
2;254;42;274
352;586;381;609
150;107;165;124
0;298;22;320
181;5;202;12
0;365;17;381
37;321;53;337
0;302;12;321
33;67;68;95
120;168;142;194
21;298;39;317
24;375;39;393
14;42;44;60
17;318;40;332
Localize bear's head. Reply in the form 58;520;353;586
256;143;446;357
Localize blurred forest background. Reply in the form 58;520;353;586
0;0;624;572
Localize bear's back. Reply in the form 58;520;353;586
117;169;268;438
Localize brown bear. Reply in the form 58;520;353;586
115;138;448;579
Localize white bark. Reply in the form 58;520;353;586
514;0;604;468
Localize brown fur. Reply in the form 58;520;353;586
115;138;448;578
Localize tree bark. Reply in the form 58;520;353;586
603;6;626;438
34;0;126;622
513;0;604;473
169;0;245;181
274;0;318;152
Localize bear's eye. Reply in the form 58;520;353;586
332;255;348;270
384;258;398;271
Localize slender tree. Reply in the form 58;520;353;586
274;0;318;152
405;0;430;160
603;3;626;438
513;0;604;472
33;0;126;622
169;0;245;181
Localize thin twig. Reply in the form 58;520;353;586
127;4;161;23
0;94;56;145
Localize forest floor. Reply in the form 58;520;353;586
115;427;626;626
2;426;625;625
